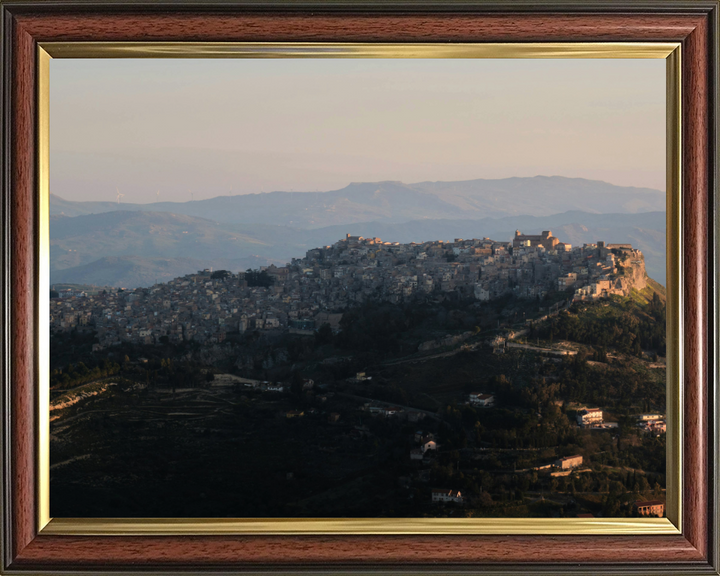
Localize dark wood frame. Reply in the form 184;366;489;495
1;1;717;573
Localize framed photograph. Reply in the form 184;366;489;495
1;1;718;574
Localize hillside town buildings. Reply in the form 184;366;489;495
636;414;667;435
633;500;665;517
50;231;647;350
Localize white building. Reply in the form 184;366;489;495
474;285;491;301
577;408;603;427
469;393;495;407
421;440;437;453
555;455;583;470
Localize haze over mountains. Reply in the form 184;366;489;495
50;176;666;288
51;176;665;224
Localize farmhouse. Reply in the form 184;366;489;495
554;455;583;470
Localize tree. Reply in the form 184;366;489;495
211;270;231;280
315;323;333;345
244;269;274;288
473;421;484;443
477;491;493;507
633;338;642;358
639;475;651;493
290;371;303;397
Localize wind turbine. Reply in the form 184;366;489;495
116;188;125;204
156;191;160;203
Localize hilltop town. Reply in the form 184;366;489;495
51;231;649;350
49;230;667;519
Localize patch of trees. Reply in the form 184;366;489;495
51;359;120;390
532;294;666;356
314;323;333;346
334;299;480;359
336;302;409;356
50;329;98;369
244;269;274;287
555;354;665;411
143;357;214;390
366;382;410;406
211;270;232;280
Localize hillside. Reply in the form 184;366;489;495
50;256;211;288
49;289;667;519
413;176;664;216
50;209;666;288
533;291;667;358
50;211;283;271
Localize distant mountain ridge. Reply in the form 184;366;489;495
50;211;277;271
50;175;665;227
50;208;666;288
49;255;285;288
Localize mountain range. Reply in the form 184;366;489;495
49;176;666;288
50;176;665;226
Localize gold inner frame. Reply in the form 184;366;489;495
37;42;682;536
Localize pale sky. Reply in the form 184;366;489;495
50;58;666;204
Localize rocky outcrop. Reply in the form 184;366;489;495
614;249;648;295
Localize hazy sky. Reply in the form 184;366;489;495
50;58;665;204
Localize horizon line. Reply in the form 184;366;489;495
50;174;666;205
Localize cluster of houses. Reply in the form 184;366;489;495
508;233;647;302
575;407;619;430
50;232;647;349
575;408;665;434
53;287;88;299
636;413;667;435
